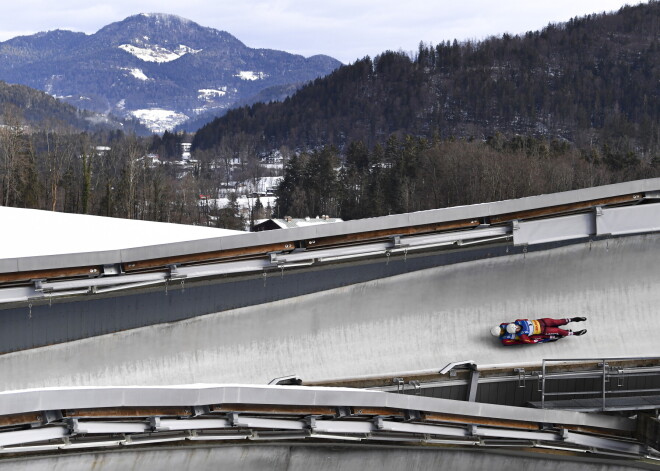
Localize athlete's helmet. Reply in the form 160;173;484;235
490;326;502;337
506;323;518;334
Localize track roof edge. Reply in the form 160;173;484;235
2;178;659;273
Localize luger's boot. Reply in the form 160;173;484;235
570;317;587;322
572;329;587;336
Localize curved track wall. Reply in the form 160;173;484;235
0;445;647;471
0;242;537;354
0;234;657;390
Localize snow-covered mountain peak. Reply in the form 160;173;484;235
94;12;226;48
114;13;199;33
137;13;195;26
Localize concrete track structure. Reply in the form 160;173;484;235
0;179;658;388
1;179;659;468
0;445;654;471
0;232;657;390
0;446;650;471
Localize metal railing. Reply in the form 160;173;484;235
540;357;660;411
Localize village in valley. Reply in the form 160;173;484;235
142;139;342;231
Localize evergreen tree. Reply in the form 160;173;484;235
216;192;245;230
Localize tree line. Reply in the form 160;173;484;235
1;112;657;229
0;109;279;229
0;116;205;225
275;134;659;221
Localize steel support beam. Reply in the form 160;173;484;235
0;426;68;447
466;368;480;402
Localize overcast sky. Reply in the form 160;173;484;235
0;0;646;64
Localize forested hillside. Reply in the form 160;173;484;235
194;1;659;155
274;134;657;221
0;81;147;133
0;117;205;222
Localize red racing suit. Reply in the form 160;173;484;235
499;318;572;346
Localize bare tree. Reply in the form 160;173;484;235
0;105;30;206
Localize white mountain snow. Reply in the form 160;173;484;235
131;109;189;133
120;67;149;81
198;89;227;100
118;43;202;63
234;71;268;81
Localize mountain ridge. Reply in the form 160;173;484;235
0;13;341;133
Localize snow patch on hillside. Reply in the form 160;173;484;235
198;88;226;100
234;71;267;81
131;109;189;133
121;67;149;80
119;43;202;63
192;104;229;115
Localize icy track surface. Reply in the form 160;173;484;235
0;234;657;390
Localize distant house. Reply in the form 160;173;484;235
95;146;111;156
181;142;192;160
261;153;283;165
252;216;343;232
142;153;161;166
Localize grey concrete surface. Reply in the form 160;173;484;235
0;242;537;354
0;233;656;390
0;445;649;471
